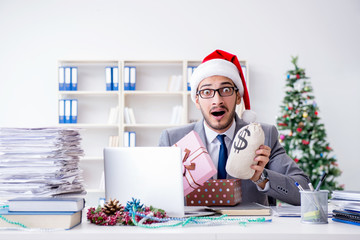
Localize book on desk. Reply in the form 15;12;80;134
8;197;85;212
0;209;82;229
0;197;85;229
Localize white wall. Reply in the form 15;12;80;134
0;0;359;190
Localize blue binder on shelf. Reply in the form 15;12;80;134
71;99;78;123
71;67;78;91
58;67;65;91
64;99;71;123
105;67;112;91
130;67;136;90
59;99;65;123
65;67;71;91
124;66;130;90
112;67;119;91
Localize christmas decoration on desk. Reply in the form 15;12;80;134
86;198;271;228
87;198;168;226
276;56;343;192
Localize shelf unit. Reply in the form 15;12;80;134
57;59;248;205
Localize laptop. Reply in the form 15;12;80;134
104;147;211;217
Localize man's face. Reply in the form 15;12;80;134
195;76;241;133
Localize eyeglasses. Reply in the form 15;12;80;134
197;87;238;99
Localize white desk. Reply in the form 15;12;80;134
1;216;360;240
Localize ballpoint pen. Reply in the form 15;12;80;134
315;172;327;191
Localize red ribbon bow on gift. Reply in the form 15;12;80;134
182;148;202;189
182;148;196;176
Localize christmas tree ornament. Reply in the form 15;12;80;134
303;112;308;118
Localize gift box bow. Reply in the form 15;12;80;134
182;147;209;190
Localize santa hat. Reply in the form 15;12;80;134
190;49;256;123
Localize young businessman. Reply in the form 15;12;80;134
159;50;310;206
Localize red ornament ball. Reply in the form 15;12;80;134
302;140;310;145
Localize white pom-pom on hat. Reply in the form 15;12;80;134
190;49;255;123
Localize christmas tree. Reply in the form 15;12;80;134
276;56;343;192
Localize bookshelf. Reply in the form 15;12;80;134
57;59;248;204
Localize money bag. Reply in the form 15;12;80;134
226;122;265;179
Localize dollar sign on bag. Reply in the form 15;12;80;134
233;129;250;153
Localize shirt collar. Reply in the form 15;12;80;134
204;119;236;143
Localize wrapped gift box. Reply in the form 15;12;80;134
186;179;242;206
174;130;217;196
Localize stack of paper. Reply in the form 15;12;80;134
330;191;360;212
330;191;360;225
0;127;85;199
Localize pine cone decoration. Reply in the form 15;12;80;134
103;198;123;216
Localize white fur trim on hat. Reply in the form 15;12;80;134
190;59;244;103
241;110;257;123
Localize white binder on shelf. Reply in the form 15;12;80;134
130;67;136;91
65;67;71;91
58;67;65;91
105;67;112;91
71;67;78;91
112;67;119;91
123;131;130;147
129;131;136;147
124;66;130;90
64;99;71;123
71;99;78;123
58;99;65;123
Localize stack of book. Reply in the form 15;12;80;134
0;197;84;229
0;128;85;200
330;190;360;226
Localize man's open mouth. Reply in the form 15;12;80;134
211;110;226;117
